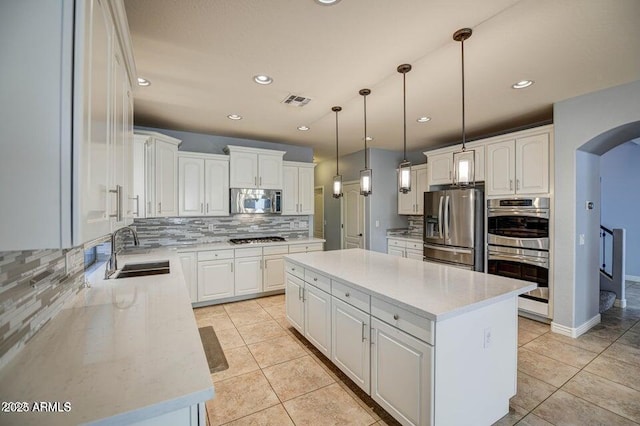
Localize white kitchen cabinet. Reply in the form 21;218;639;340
285;274;305;334
234;256;263;296
226;145;285;189
197;258;234;302
371;317;433;426
398;164;428;215
388;247;405;257
427;152;453;186
406;250;424;261
178;153;229;216
283;162;315;215
388;238;423;261
264;255;286;291
486;132;549;196
331;297;370;393
304;284;332;358
179;252;198;303
288;242;324;253
138;131;181;217
131;135;147;218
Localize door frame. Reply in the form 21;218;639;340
340;181;366;250
314;186;324;238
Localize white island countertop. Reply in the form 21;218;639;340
0;248;213;425
285;248;536;321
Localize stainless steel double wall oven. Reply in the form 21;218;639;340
487;198;550;310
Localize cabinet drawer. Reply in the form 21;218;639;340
387;239;406;248
289;242;324;253
332;280;370;313
285;261;304;279
371;297;433;345
234;247;263;258
304;269;331;293
198;249;234;261
406;241;422;250
263;245;288;255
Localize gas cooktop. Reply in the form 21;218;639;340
229;236;286;245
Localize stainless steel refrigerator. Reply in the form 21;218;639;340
423;188;484;271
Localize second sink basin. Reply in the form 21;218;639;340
116;260;170;279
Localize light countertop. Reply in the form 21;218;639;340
285;249;535;322
386;234;422;243
0;248;213;425
174;237;325;252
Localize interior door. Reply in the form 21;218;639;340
342;182;364;249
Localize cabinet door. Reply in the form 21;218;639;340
204;159;229;216
397;170;415;215
304;284;332;358
131;136;147;218
282;166;299;215
516;133;549;194
486;140;515;196
234;256;262;296
331;297;370;394
263;255;285;291
178;157;205;216
371;318;433;426
155;140;178;216
179;252;198;303
298;166;315;214
123;84;134;224
197;259;234;302
258;154;283;189
415;167;428;215
110;50;128;230
387;247;405;258
405;250;424;261
473;145;486;183
428;153;453;186
230;152;258;188
285;274;305;334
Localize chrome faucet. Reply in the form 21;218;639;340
104;226;140;279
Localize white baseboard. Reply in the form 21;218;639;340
615;298;627;308
626;275;640;283
551;314;601;338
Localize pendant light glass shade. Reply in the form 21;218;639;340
397;64;412;194
359;89;372;196
331;106;343;198
452;28;476;188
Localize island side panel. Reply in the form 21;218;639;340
433;297;518;426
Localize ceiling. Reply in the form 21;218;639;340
124;0;640;161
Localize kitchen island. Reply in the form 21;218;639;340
284;248;535;426
0;249;213;425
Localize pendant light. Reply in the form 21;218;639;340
397;64;412;194
452;28;475;187
359;89;372;196
332;106;343;198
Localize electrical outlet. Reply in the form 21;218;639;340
375;220;380;228
483;327;492;349
579;234;585;245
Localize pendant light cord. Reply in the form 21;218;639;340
461;37;466;151
335;109;339;175
403;71;407;161
363;93;368;168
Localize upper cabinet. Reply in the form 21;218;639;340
283;162;315;215
426;144;485;187
178;152;230;216
398;164;428;215
226;146;285;189
0;0;137;250
486;130;550;196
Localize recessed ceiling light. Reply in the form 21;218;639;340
417;116;431;123
253;75;273;85
227;114;242;120
297;126;310;131
314;0;341;5
137;77;150;87
512;80;534;89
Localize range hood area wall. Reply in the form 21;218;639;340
135;126;313;162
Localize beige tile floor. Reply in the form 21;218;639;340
194;280;640;426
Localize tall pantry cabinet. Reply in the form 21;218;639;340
0;0;138;250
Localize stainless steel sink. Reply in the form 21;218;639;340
115;261;170;279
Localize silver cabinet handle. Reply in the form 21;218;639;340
201;203;204;213
292;267;296;271
109;185;123;221
298;286;302;300
516;179;520;190
302;288;305;302
345;292;350;297
158;202;162;213
148;201;151;214
130;195;140;216
206;203;209;213
260;176;262;186
361;322;367;342
509;180;513;190
313;277;317;281
231;262;234;273
393;314;399;320
370;328;375;345
264;259;267;269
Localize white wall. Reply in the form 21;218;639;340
553;79;640;330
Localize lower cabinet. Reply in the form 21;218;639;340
304;284;332;358
388;247;405;257
197;259;234;302
371;317;433;426
285;274;305;333
405;250;423;260
263;255;285;291
331;297;371;394
234;256;262;295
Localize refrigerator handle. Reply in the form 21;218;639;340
438;196;444;238
444;195;450;240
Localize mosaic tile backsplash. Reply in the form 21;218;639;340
407;215;424;238
127;215;311;248
0;246;86;368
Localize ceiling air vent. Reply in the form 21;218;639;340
282;94;312;107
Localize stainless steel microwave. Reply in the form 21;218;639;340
230;188;282;214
